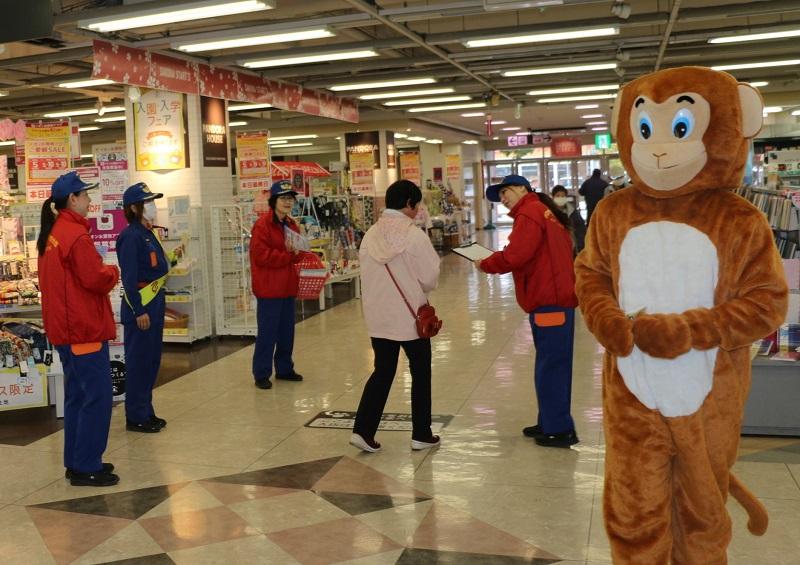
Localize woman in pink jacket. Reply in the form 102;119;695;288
351;180;441;453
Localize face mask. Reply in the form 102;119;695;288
553;196;569;207
143;200;158;223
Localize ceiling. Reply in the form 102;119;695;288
2;0;800;154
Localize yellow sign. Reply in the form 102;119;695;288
236;132;271;191
350;152;375;195
399;152;421;186
446;154;461;181
25;120;71;203
134;89;186;171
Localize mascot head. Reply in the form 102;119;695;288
612;66;764;197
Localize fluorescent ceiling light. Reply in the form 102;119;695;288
228;121;248;126
78;126;101;132
394;133;408;138
177;27;332;53
407;136;427;141
464;27;618;48
586;121;607;125
57;78;115;89
461;112;485;117
360;88;454;100
748;81;769;88
490;120;506;125
268;140;288;145
270;134;319;141
538;93;617;103
763;106;783;114
95;116;126;123
503;62;617;77
242;48;377;68
425;139;443;144
228;103;273;111
44;106;124;118
792;110;800;116
384;95;471;106
709;29;800;44
575;104;599;109
0;141;15;146
80;154;94;159
527;84;619;96
462;140;479;145
272;142;313;148
329;77;435;92
83;1;273;33
591;127;608;131
712;60;800;71
0;91;7;97
581;114;604;118
502;127;521;131
407;102;486;113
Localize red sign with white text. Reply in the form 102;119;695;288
550;137;582;158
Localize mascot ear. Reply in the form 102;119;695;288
611;88;624;138
738;84;764;138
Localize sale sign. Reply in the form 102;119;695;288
350;152;375;195
236;132;271;192
93;143;129;209
24;120;71;203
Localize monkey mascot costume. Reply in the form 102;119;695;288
575;66;789;564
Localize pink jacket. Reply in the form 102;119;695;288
360;209;440;341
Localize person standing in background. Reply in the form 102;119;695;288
38;171;120;486
552;185;586;255
579;168;609;224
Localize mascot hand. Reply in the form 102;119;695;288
633;313;692;359
682;308;721;349
597;314;634;357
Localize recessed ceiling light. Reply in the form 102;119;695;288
591;127;608;131
763;106;783;114
709;28;800;44
176;27;331;53
503;62;617;77
489;120;507;125
394;133;408;138
425;139;443;144
228;121;248;126
748;81;769;88
95;115;126;123
585;121;607;125
57;78;116;89
272;142;313;148
575;104;600;109
44;106;124;118
359;88;454;100
792;109;800;116
241;48;377;68
228;103;273;111
0;141;15;146
270;134;319;141
407;136;427;141
462;140;479;144
492;136;499;140
501;127;521;131
712;60;800;71
81;0;273;33
527;84;619;96
537;94;617;103
329;77;436;91
80;154;94;159
464;27;618;49
581;114;604;119
407;102;486;113
78;126;101;132
384;95;471;107
461;112;486;117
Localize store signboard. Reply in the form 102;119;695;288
345;131;380;170
0;365;47;412
24;120;71;204
92;40;359;124
200;97;228;167
399;152;421;186
236;131;271;191
133;89;186;171
446;154;461;181
550;137;582;158
350;152;375;195
93;143;128;209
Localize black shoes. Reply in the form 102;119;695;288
150;415;167;429
522;425;543;438
126;419;161;433
276;372;303;382
534;430;579;448
66;462;114;479
69;469;120;487
254;379;272;389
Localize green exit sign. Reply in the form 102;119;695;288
595;133;612;149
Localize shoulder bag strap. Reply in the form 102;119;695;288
384;264;418;319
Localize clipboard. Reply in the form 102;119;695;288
451;242;495;261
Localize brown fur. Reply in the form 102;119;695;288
575;67;788;564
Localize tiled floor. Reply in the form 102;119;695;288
1;229;799;564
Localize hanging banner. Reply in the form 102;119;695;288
0;365;47;412
92;40;359;123
93;143;128;209
24;120;71;204
0;158;8;191
345;131;380;169
70;123;81;162
14;144;25;166
386;131;397;169
200;97;228;167
236;131;271;191
446;154;461;181
399;152;421;186
350;152;375;195
133;89;186;171
550;137;582;158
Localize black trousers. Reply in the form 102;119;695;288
353;337;432;441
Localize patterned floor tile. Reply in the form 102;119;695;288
229;490;351;533
30;483;189;520
167;535;299;564
206;456;342;489
138;482;224;520
195;480;299;505
98;555;175;564
317;491;431;516
138;506;260;552
73;522;163;565
312;456;430;498
397;548;562;564
267;516;403;565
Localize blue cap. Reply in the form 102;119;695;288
270;180;297;198
485;174;531;202
51;171;98;200
123;182;163;207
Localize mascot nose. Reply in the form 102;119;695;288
652;152;667;158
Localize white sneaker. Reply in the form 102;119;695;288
411;435;441;451
350;433;381;453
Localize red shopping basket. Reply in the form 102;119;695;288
296;253;329;300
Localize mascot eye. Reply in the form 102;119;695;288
637;113;653;140
671;109;695;139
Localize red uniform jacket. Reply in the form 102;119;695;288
38;209;119;345
482;192;578;313
250;209;304;299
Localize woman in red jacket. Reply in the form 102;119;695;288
476;175;579;448
249;181;306;390
38;171;120;486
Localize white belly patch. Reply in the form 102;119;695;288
617;221;719;417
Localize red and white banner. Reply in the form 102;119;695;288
550;137;582;158
24;120;71;204
236;132;271;192
271;161;330;180
92;40;359;123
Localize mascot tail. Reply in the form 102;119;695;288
729;473;768;535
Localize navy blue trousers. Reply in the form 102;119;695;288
124;294;165;424
253;297;295;381
529;306;576;434
56;342;112;473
